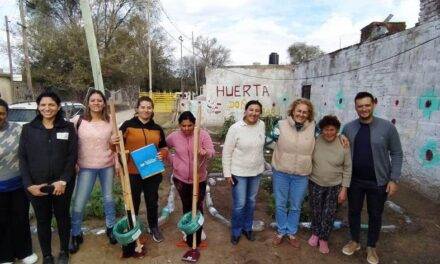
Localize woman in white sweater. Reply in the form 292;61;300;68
222;100;265;245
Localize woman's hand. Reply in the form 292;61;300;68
338;187;347;204
157;152;163;161
198;148;207;157
110;134;120;145
339;135;350;149
27;184;48;196
52;181;66;196
227;177;235;186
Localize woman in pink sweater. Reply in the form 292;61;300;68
69;90;118;254
166;111;214;248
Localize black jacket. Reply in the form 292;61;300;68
19;117;78;188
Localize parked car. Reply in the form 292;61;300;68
7;101;85;125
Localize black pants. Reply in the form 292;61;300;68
0;188;33;262
173;177;206;247
122;173;162;255
348;179;387;247
30;184;73;257
309;181;340;241
129;173;162;228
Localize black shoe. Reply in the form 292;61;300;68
57;251;69;264
150;227;164;243
242;230;255;241
231;235;240;245
68;233;83;254
106;227;118;245
43;255;54;264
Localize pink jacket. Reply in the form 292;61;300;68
166;129;215;184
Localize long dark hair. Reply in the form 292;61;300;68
83;89;110;122
36;90;65;121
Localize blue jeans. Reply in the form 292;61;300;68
71;166;116;236
231;175;261;237
272;169;308;236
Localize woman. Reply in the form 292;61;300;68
19;91;77;264
271;98;315;248
69;89;118;254
222;100;265;245
0;99;38;264
308;115;351;254
166;111;215;248
119;96;168;257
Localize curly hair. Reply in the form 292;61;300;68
318;115;341;130
288;98;314;122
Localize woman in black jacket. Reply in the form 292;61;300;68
19;91;77;264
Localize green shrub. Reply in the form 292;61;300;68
208;156;223;173
84;182;125;219
220;115;236;140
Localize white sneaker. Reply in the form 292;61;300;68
20;253;38;264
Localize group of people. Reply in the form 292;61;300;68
222;92;402;264
0;89;402;264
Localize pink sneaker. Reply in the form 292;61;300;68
308;234;319;247
319;240;329;254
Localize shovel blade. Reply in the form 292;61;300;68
181;249;200;262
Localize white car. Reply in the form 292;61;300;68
7;101;85;126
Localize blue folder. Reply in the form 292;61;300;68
130;144;165;179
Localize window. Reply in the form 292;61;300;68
301;85;311;99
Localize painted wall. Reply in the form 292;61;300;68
203;65;295;126
292;19;440;200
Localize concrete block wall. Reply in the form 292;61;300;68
203;65;295;126
292;19;440;201
419;0;440;24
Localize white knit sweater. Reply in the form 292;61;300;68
222;119;265;178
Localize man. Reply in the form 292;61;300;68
341;92;403;264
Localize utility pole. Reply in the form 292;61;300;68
5;16;13;86
19;0;35;100
192;32;198;96
79;0;105;93
179;35;183;93
147;0;153;98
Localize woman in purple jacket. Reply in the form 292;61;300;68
166;111;215;247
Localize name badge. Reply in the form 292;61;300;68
57;132;69;140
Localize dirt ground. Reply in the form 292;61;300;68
29;171;440;264
29;113;440;263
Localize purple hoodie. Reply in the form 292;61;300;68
166;129;215;184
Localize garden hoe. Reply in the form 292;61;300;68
182;103;202;262
110;100;145;255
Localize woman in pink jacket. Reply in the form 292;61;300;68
166;111;215;248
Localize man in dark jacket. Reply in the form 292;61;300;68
19;91;77;264
341;92;403;264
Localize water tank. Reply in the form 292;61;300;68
269;53;279;65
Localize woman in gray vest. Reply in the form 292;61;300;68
271;98;316;248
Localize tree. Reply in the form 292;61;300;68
287;42;324;65
24;0;178;99
180;35;231;92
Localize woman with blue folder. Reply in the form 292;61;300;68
119;96;168;258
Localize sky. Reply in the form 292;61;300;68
0;0;420;74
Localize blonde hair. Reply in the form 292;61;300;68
288;98;314;122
